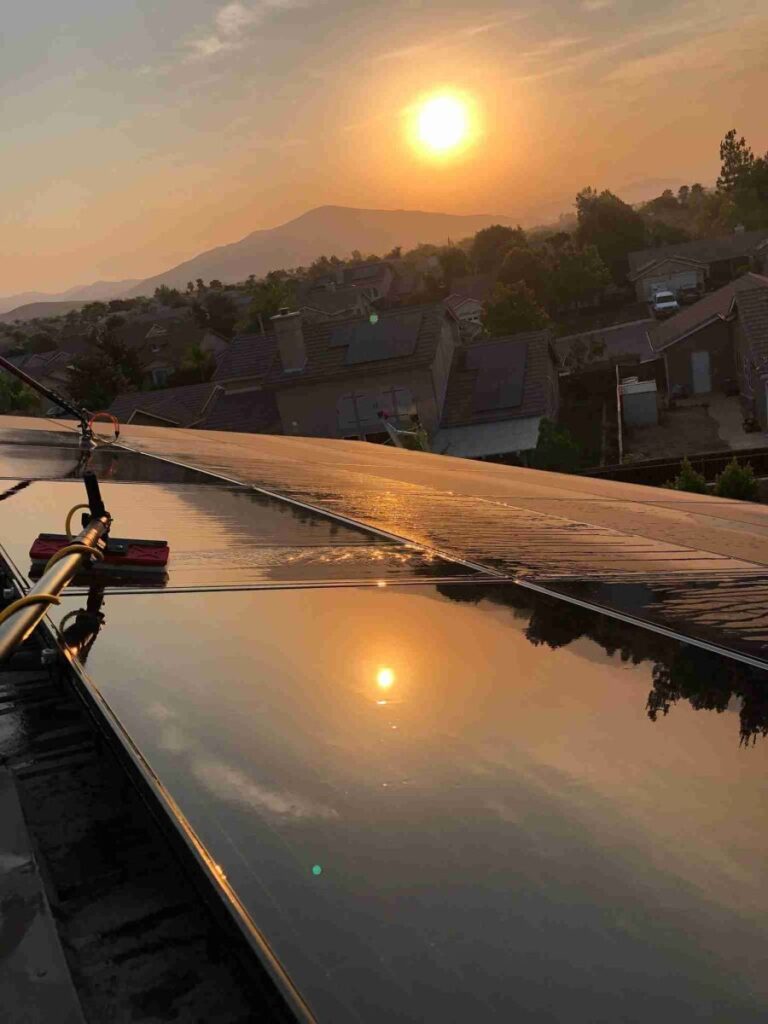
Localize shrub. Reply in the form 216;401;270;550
531;418;583;473
713;458;758;501
667;457;707;493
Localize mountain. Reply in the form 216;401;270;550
0;301;89;324
127;206;512;296
0;279;140;316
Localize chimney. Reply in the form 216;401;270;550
271;308;306;372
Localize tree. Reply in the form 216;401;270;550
482;282;550;336
194;291;238;338
543;241;610;311
438;246;471;290
154;285;185;307
498;245;547;294
80;301;108;322
530;418;583;473
471;224;526;272
26;331;56;354
66;331;145;409
0;374;38;413
169;343;215;386
186;281;195;294
677;185;690;205
239;278;297;333
208;279;223;290
575;187;646;283
713;458;758;501
717;130;755;192
667;457;707;494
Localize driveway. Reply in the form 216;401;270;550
708;394;768;449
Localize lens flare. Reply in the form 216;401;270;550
418;95;468;152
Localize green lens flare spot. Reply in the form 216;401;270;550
312;864;323;876
369;313;379;325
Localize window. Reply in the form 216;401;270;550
152;367;170;387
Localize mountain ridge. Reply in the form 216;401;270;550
125;205;512;296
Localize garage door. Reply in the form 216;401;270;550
644;271;699;299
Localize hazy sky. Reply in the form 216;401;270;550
2;0;767;294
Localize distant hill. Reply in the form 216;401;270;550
0;279;140;316
0;300;88;324
127;206;512;296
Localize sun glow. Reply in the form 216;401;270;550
377;667;395;689
419;96;466;151
413;93;472;156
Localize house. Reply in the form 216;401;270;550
264;304;460;440
5;350;77;411
648;273;768;406
628;228;768;301
433;331;559;460
556;319;656;372
444;274;496;340
109;380;280;433
298;284;373;324
115;319;229;388
732;283;768;427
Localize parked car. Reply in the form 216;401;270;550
651;290;680;318
678;284;703;305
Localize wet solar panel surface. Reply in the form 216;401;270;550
2;419;768;1022
0;478;477;589
50;583;768;1023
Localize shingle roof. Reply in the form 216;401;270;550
440;331;554;428
649;273;768;352
628;229;768;274
265;303;450;388
109;382;216;426
198;388;280;434
555;320;655;365
736;286;768;367
212;333;278;382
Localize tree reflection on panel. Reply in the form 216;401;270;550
437;583;768;746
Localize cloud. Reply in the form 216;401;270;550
194;757;340;822
581;0;615;11
185;0;310;60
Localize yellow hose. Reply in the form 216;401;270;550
44;543;105;574
65;503;91;540
0;593;60;627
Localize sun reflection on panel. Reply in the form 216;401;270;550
377;667;395;689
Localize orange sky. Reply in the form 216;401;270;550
2;0;767;294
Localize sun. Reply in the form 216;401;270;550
414;93;472;156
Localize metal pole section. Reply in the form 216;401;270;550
0;516;110;661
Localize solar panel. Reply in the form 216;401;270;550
328;323;356;348
467;340;527;411
344;312;421;364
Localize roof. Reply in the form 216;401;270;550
109;381;217;426
433;414;543;457
199;387;281;433
628;228;768;274
440;330;554;428
299;286;368;317
556;319;656;366
628;255;707;281
265;303;452;388
649;273;768;352
212;332;278;383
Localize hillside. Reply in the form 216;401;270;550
0;300;88;323
127;206;511;295
0;279;140;316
